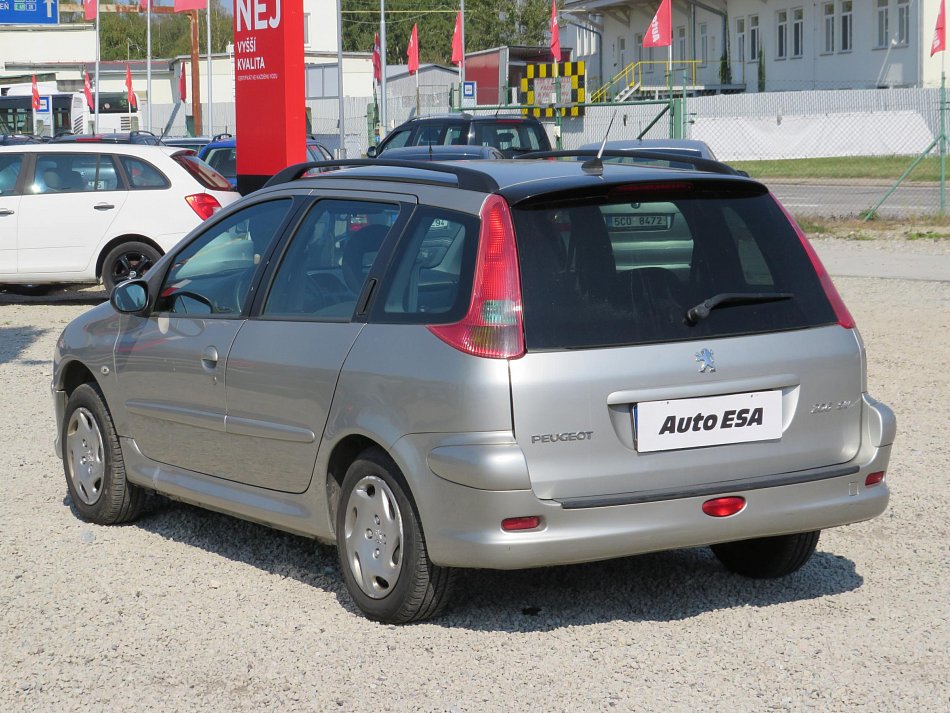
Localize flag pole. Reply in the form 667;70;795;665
337;0;345;156
206;2;213;136
94;0;100;133
146;1;152;132
460;0;465;86
379;0;388;136
667;43;673;137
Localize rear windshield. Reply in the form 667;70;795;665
512;184;837;351
473;121;549;155
172;152;234;191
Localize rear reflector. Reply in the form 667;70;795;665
428;194;525;359
773;195;855;329
702;496;746;518
185;193;222;221
865;471;885;487
502;516;541;531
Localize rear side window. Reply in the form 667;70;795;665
120;156;170;189
172;152;233;191
473;122;547;154
31;153;118;193
203;147;236;180
373;207;478;323
263;199;400;320
0;154;22;195
512;186;836;351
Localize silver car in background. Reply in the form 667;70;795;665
52;155;895;624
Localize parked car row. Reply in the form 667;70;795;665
52;148;894;625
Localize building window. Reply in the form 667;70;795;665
792;7;804;57
877;0;890;48
700;22;708;65
737;17;746;63
897;0;910;46
303;13;310;45
677;26;686;61
749;15;759;61
840;1;853;52
777;10;788;59
823;3;835;53
635;33;644;62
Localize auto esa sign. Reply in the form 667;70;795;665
233;0;306;193
635;390;783;453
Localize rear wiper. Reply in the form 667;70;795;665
684;292;794;326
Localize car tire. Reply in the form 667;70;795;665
336;448;455;624
62;383;144;525
710;530;820;579
102;241;161;292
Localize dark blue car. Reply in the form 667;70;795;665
198;134;333;188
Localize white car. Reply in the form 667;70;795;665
0;143;238;290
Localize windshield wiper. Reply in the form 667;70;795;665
684;292;794;326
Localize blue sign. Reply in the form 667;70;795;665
0;0;59;26
37;96;50;112
462;81;476;98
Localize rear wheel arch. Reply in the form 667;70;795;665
325;434;386;528
96;234;163;280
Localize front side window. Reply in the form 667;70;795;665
793;7;805;57
777;10;788;59
263;199;400;320
383;129;412;150
157;199;292;315
512;185;836;351
877;0;890;48
31;153;118;194
0;153;23;195
823;3;835;53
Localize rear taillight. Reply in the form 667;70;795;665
427;194;525;359
185;193;222;220
773;195;855;329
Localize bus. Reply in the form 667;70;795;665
0;89;142;137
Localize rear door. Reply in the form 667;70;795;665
508;182;863;501
219;194;409;492
0;152;24;274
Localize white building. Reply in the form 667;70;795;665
564;0;944;95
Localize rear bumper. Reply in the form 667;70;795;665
394;396;894;570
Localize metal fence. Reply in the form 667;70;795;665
151;85;948;219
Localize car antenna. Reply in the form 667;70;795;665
582;110;618;176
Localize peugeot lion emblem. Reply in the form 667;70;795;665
695;348;716;373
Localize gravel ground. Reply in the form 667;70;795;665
1;253;948;711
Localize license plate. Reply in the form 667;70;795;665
609;213;672;230
635;390;782;453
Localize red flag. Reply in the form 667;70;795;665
549;1;561;61
372;32;381;84
643;0;672;48
125;64;138;110
179;64;187;102
138;0;150;9
933;0;946;56
84;0;96;21
31;75;41;111
83;70;94;111
451;11;464;66
407;24;419;75
173;0;206;11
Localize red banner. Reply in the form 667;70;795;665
125;64;138;109
234;0;306;192
549;1;560;61
84;0;96;21
174;0;206;11
31;75;40;111
407;24;419;75
643;0;672;48
83;71;94;111
933;0;946;56
451;11;464;66
372;32;381;84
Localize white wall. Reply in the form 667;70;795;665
304;0;340;53
0;25;96;64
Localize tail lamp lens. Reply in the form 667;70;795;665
427;194;525;359
865;471;885;487
502;516;541;531
185;193;222;221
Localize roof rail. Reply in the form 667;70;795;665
515;149;743;176
263;159;500;192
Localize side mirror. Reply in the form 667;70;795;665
110;279;149;314
366;145;378;158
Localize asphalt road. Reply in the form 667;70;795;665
767;180;943;218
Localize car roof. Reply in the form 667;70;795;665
378;145;504;160
0;143;183;157
269;158;758;205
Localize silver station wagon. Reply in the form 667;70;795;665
53;153;895;623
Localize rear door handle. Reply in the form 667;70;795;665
0;208;13;216
93;203;115;211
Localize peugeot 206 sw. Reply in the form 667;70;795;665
52;152;895;623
